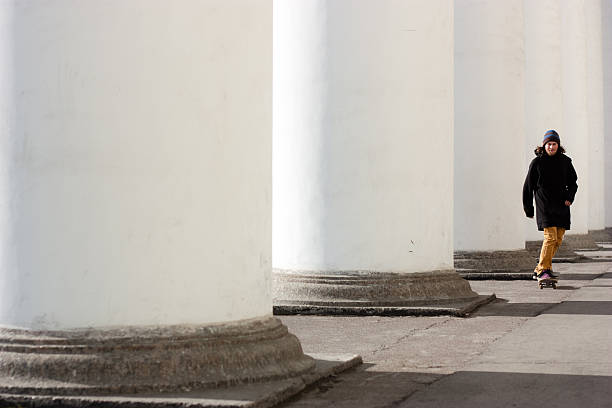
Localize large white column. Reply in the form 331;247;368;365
454;0;527;252
0;0;314;394
523;0;564;242
585;0;606;232
560;0;590;235
603;0;612;229
273;0;479;313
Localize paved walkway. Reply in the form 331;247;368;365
279;261;612;408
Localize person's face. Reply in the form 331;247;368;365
545;141;558;156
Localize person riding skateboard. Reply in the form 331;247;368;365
522;129;578;282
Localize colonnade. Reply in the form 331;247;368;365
0;0;610;399
455;0;610;269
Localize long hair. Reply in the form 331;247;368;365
534;145;566;156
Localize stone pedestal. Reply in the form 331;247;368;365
589;228;612;244
525;235;597;263
455;250;537;279
0;317;314;395
273;270;491;316
273;1;483;315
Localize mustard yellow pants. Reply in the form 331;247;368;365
535;227;566;273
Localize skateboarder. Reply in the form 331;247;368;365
522;130;578;283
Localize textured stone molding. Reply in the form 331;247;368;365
0;316;315;395
526;239;584;262
562;233;601;250
525;233;600;264
588;228;612;243
0;354;361;408
272;269;481;315
454;249;537;276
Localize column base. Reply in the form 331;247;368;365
563;233;602;251
0;316;315;396
0;354;362;408
526;239;584;263
454;249;537;279
272;269;491;316
588;228;612;244
526;232;601;263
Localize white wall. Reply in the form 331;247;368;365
560;0;590;235
603;0;612;228
274;0;455;272
0;0;272;330
523;0;564;241
454;0;526;251
585;0;606;230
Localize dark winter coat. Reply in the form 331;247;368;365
522;152;578;231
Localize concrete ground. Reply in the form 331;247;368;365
278;260;612;408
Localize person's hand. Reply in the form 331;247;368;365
565;200;572;207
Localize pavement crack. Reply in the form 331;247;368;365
370;319;450;357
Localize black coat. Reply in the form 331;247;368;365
522;152;578;231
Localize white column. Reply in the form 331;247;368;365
523;0;564;242
454;0;526;251
603;0;612;228
585;0;606;231
0;0;313;394
274;0;477;310
1;0;271;330
560;0;590;235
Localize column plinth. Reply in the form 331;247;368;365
455;250;537;279
0;317;314;395
273;270;489;316
525;236;593;263
588;229;612;244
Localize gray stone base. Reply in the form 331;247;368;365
0;354;362;408
0;317;315;396
454;249;537;279
589;228;612;244
274;294;495;317
525;239;585;263
525;233;603;264
562;233;601;251
272;269;487;316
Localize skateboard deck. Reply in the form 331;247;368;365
538;278;558;289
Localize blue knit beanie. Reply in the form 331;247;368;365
543;129;560;145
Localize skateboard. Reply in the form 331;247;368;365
538;278;558;289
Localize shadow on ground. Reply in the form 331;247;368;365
278;364;442;408
403;371;612;408
472;299;612;317
279;368;612;408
